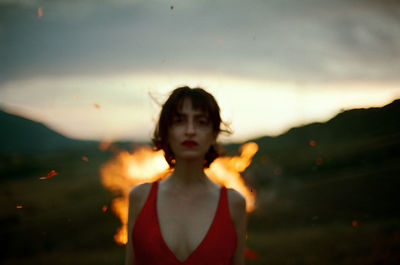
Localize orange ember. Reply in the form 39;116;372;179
94;103;101;109
352;219;358;227
102;205;108;212
309;140;316;147
101;142;258;245
40;170;58;180
82;156;89;162
38;8;43;18
16;205;23;209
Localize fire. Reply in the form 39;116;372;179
100;146;169;244
100;142;258;245
205;142;258;212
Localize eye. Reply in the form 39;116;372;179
172;115;184;124
197;117;210;126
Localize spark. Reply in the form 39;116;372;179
82;156;89;162
40;170;58;180
315;157;323;166
38;7;43;18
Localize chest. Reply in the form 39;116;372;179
156;191;220;261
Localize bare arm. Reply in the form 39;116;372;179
228;189;247;265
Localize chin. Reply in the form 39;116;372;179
177;151;206;161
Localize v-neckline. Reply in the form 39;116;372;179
154;181;223;264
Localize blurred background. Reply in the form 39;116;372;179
1;0;400;264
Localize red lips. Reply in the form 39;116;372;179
182;140;198;147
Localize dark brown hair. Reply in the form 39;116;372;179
152;86;230;168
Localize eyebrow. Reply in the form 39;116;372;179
175;113;209;119
175;111;209;117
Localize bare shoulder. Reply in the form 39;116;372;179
128;182;153;216
226;188;246;222
129;182;152;199
227;188;246;208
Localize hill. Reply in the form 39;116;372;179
224;99;400;182
0;109;81;154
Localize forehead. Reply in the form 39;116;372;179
176;97;208;116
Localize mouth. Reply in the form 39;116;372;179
181;140;198;147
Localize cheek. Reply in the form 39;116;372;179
167;128;181;148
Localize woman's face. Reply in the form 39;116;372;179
168;98;216;163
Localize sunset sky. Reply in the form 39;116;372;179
1;0;399;142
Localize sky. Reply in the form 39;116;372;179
0;0;400;142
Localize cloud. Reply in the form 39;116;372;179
1;0;400;86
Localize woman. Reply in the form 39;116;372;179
125;87;247;265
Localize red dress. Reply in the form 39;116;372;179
132;181;237;265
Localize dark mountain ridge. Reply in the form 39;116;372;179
1;99;399;158
252;98;400;152
220;99;400;186
0;109;82;154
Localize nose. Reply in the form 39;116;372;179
185;119;196;135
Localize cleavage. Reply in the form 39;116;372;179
156;188;220;262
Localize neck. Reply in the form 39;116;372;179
167;159;208;187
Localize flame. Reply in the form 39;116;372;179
205;142;258;212
100;142;258;245
100;146;169;244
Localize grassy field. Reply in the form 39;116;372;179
246;219;400;265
